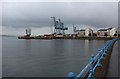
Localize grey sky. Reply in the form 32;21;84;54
1;2;118;35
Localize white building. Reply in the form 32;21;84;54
85;28;93;36
97;27;117;37
109;27;117;36
76;29;85;37
75;28;93;37
97;29;108;37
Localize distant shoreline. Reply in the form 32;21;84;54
0;35;18;37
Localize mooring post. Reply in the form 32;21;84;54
67;72;74;79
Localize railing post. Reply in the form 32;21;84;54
89;54;94;77
106;41;110;49
98;49;101;59
67;72;74;79
97;49;102;67
104;47;107;54
101;47;106;59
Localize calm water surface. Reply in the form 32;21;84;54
2;37;109;77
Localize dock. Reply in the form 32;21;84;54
18;36;119;40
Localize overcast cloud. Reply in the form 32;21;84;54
1;2;118;35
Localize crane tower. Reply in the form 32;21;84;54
51;16;68;35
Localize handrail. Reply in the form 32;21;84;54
75;62;92;78
67;38;118;79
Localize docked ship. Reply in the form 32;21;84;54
18;28;34;39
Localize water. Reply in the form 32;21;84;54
2;36;110;77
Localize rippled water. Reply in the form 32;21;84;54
2;37;109;77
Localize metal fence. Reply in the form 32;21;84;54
67;38;118;79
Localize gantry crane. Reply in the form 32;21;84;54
51;16;68;35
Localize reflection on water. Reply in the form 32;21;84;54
85;40;89;52
2;37;111;77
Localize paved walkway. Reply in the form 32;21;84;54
107;41;118;77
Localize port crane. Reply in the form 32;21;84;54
51;16;68;35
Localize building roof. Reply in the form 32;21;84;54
107;28;113;30
76;29;85;32
98;29;107;31
80;29;85;31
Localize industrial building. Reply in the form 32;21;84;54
76;29;85;37
109;27;117;36
74;27;93;37
97;27;117;37
97;29;108;37
85;28;93;37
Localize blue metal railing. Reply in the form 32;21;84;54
67;38;118;79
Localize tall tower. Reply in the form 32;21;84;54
26;29;28;35
25;28;31;36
